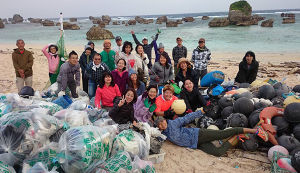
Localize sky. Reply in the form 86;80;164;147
0;0;300;18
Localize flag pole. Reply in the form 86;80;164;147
59;12;63;37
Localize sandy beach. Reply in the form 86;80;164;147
0;43;300;172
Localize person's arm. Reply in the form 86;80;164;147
149;64;158;81
12;53;21;71
115;85;121;97
150;33;159;47
103;63;111;73
60;67;68;91
180;91;192;110
132;33;141;45
235;63;247;83
42;45;50;59
172;47;176;60
191;50;196;64
85;62;92;79
168;65;174;81
153;40;160;62
249;62;259;84
206;49;211;61
196;90;207;107
175;72;181;85
143;54;149;65
79;54;85;70
75;65;81;86
95;87;102;109
26;52;34;70
166;53;171;64
109;97;122;121
172;110;204;128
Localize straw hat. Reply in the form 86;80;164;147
177;58;191;69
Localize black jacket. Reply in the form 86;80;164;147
175;68;198;87
109;97;137;124
79;52;93;78
180;88;207;111
235;56;259;84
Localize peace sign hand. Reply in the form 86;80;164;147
118;96;126;107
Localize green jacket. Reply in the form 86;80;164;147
12;48;34;78
100;50;116;71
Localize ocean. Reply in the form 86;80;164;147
1;9;300;54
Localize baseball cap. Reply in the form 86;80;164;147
115;36;122;41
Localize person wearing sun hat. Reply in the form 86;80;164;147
175;57;198;88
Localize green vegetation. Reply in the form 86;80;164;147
230;0;252;15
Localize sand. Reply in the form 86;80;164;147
1;43;300;172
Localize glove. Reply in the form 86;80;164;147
178;81;183;88
58;91;65;97
164;108;175;119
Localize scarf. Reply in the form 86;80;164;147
92;62;102;71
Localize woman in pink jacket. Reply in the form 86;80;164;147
95;72;121;111
42;44;63;84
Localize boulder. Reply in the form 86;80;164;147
261;19;274;27
228;1;252;26
11;14;24;24
2;18;8;24
125;23;129;26
283;17;295;24
62;22;80;30
182;17;195;22
98;21;106;28
128;20;136;25
208;17;230;27
281;13;295;18
86;25;114;40
202;16;210;20
135;16;144;24
69;18;77;22
112;21;119;25
102;15;111;24
8;18;12;22
92;18;102;24
41;20;55;26
0;19;4;29
166;21;178;27
28;18;42;23
156;16;167;23
176;19;183;24
156;20;162;24
252;14;265;21
122;21;125;24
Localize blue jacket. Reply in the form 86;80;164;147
162;111;204;149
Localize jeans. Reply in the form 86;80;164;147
88;79;97;98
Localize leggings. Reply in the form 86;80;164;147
197;127;244;157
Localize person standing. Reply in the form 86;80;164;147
113;36;123;63
79;45;93;94
191;38;211;86
131;30;159;69
172;37;187;75
154;42;171;64
100;40;116;71
12;39;34;92
42;43;61;84
87;41;97;58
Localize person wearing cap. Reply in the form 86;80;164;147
191;38;211;85
131;30;160;69
79;45;93;93
134;85;158;123
172;37;187;74
155;110;269;157
42;43;62;84
175;58;197;88
154;84;178;119
154;42;171;64
119;41;143;74
149;52;174;86
87;41;97;58
113;36;123;63
127;69;145;96
100;40;116;71
85;53;110;98
12;39;34;92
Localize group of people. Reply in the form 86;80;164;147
11;32;262;157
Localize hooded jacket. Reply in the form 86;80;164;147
42;45;60;74
134;95;154;122
109;96;137;124
175;68;198;87
235;54;259;84
111;69;129;94
180;87;207;111
191;46;211;70
149;62;173;85
12;48;34;78
79;51;93;78
132;33;159;60
100;50;116;71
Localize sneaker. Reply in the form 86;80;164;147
256;126;269;142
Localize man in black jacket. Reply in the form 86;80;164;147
235;51;259;84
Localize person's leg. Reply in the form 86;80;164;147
194;69;201;87
68;80;78;98
82;76;88;94
88;79;96;98
200;69;208;80
16;77;25;92
198;141;232;157
24;76;33;87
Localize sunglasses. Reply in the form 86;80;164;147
94;58;101;60
199;41;205;43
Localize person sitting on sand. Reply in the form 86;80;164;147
111;59;129;94
175;58;198;88
134;85;158;123
131;30;160;69
56;51;80;98
12;39;34;92
85;53;110;98
154;84;178;120
100;40;116;71
180;78;207;112
172;37;187;74
109;88;137;125
149;52;174;86
95;72;121;111
79;45;93;94
42;43;62;84
191;38;211;85
155;111;268;157
235;51;259;84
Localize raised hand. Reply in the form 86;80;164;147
118;95;126;107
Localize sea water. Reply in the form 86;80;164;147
0;9;300;54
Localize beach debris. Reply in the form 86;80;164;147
208;17;230;27
288;67;300;74
202;16;210;20
69;18;77;22
11;14;23;24
86;26;114;40
182;17;195;22
261;19;274;27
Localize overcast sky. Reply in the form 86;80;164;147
1;0;299;18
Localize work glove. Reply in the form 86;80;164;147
164;108;175;120
58;91;65;97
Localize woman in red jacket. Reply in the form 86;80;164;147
95;72;121;111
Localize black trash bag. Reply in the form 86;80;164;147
221;106;233;120
290;146;300;156
272;116;289;136
214;119;225;130
284;103;300;123
233;92;253;100
19;86;35;98
273;82;289;97
233;97;254;116
254;102;269;110
258;85;276;100
277;135;300;152
150;136;165;155
239;83;250;88
292;85;300;93
226;113;248;128
293;124;300;141
203;100;221;120
239;134;259;152
291;148;300;173
218;97;234;109
197;116;215;129
252;91;259;98
248;109;261;128
271;96;285;107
